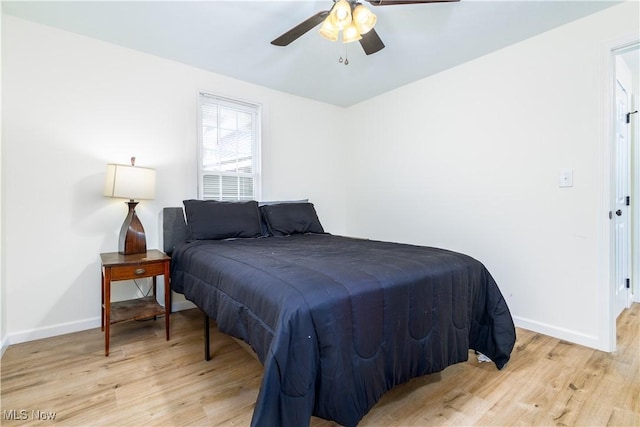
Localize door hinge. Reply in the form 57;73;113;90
627;110;638;124
626;196;630;206
626;278;630;289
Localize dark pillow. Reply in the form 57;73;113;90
258;199;308;236
260;203;324;236
183;199;262;240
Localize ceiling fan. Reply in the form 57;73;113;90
271;0;460;56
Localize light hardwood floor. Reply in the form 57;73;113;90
1;304;638;426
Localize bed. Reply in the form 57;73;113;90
165;200;516;427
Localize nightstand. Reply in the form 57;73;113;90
100;249;171;356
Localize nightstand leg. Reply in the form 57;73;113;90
152;276;157;320
164;264;171;341
101;269;105;332
104;267;111;356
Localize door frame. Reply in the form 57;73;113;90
600;35;639;352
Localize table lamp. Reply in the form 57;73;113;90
104;157;156;255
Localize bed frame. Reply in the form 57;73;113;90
163;207;215;360
163;207;260;362
162;207;188;255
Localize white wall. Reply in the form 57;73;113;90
346;2;639;350
1;15;348;345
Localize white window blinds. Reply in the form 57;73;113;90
198;93;261;201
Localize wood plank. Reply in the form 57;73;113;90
109;296;165;324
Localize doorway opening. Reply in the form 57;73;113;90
610;41;639;349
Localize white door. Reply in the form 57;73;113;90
614;78;631;318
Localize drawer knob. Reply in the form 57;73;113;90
134;268;146;275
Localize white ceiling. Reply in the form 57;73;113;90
2;0;625;107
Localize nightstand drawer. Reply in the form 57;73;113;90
109;262;167;281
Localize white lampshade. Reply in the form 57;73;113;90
331;0;352;30
104;163;156;201
342;22;362;44
319;16;339;41
352;4;376;34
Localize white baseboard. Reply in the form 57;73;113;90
0;336;8;358
513;315;603;351
5;316;102;347
2;301;197;351
172;299;196;312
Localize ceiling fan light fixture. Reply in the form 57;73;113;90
331;0;352;30
342;21;362;43
352;4;376;34
319;16;339;41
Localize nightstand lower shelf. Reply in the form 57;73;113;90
108;296;165;324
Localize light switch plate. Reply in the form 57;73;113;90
559;168;573;187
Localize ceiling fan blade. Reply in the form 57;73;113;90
359;28;385;55
271;11;330;46
366;0;459;5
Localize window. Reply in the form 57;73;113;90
198;92;261;201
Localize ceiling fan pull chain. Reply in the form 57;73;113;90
337;44;350;65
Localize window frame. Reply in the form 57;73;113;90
196;92;262;201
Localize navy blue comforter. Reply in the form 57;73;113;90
170;234;515;426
